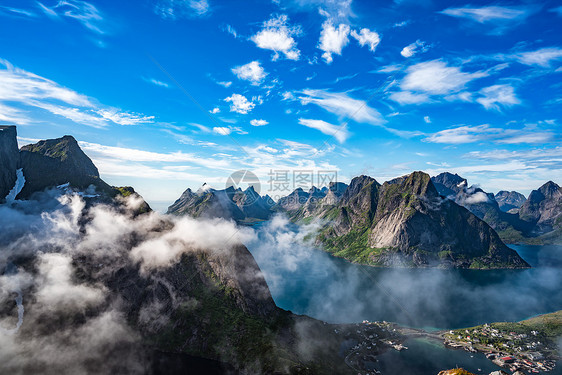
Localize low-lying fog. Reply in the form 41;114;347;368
247;216;562;329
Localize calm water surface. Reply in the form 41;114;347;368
246;222;562;374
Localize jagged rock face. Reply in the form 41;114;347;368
0;126;19;202
369;173;527;268
312;172;529;269
431;172;467;197
495;190;526;212
167;186;272;222
167;186;245;221
277;187;310;212
431;173;533;241
519;181;562;234
18;135;111;199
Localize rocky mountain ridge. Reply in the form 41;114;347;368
0;126;147;208
431;172;562;245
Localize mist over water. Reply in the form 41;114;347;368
247;218;562;329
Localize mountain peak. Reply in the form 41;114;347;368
539;181;560;197
18;135;110;198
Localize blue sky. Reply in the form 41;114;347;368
0;0;561;210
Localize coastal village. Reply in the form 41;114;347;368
332;320;408;374
443;323;558;373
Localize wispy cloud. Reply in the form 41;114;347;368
298;89;384;125
425;124;553;144
439;5;537;34
476;84;520;111
390;59;487;105
143;77;170;88
0;58;154;128
222;24;238;38
400;40;429;58
299;118;350;143
231;61;267;86
38;0;106;34
0;6;37;18
511;47;562;67
153;0;210;19
251;15;301;61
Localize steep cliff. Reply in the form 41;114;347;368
311;172;529;269
18;135;112;198
0;126;20;202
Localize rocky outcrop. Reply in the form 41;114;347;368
18;135;112;199
431;173;534;244
276;187;312;212
432;172;467;197
167;185;273;222
309;172;529;269
0;126;20;202
495;190;526;212
519;181;562;235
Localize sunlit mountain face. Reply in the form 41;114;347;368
1;1;562;374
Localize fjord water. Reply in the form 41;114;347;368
246;222;562;373
248;224;562;328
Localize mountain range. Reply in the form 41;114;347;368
0;127;380;373
431;172;562;245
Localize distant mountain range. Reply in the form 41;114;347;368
431;172;562;245
170;171;562;271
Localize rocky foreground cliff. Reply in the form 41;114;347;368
0;128;367;374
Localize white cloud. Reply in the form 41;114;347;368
213;126;232;135
154;0;210;19
209;107;220;114
318;22;350;63
400;60;487;95
250;119;269;126
231;61;267;85
211;126;247;136
298;89;384;125
0;103;30;124
79;141;232;170
476;84;520;110
391;60;487;105
389;91;430;104
425;124;553;144
144;78;169;88
216;80;232;88
251;15;301;61
400;40;429;58
96;109;155;126
0;59;154;128
224;94;255;114
350;28;380;53
0;6;37;18
39;0;105;34
424;116;431;124
512;47;562;67
440;5;529;23
223;24;238;38
298;118;350;143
